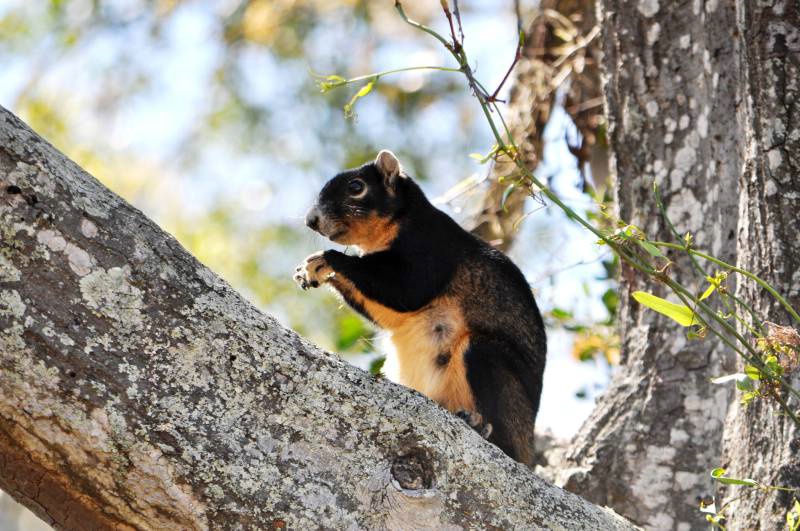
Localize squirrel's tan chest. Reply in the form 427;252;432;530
381;296;475;412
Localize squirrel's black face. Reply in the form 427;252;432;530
305;150;405;252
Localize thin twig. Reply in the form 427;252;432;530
441;1;461;53
432;173;490;205
487;42;521;103
453;0;464;44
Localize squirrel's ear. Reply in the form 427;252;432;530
375;149;404;187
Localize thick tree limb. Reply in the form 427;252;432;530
0;106;634;529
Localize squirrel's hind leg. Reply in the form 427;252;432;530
463;337;541;466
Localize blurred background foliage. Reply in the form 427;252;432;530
1;0;618;437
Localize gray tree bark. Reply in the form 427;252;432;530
554;1;743;529
720;1;800;529
0;105;635;530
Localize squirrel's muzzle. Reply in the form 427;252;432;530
305;207;321;231
305;205;347;242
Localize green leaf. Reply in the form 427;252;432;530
369;356;386;376
550;308;573;320
710;468;758;487
744;365;761;380
632;291;697;326
470;144;500;164
612;224;633;241
786;499;800;531
469;150;494;164
637;240;664;258
343;77;377;118
354;79;376;98
700;283;716;301
602;288;619;319
335;313;368;351
765;355;783;375
701;272;728;301
740;389;759;405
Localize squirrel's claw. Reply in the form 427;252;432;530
294;252;331;290
456;410;493;439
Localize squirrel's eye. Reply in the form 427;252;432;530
348;179;365;196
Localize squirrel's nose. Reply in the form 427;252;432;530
305;208;320;231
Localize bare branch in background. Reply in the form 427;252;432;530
469;0;605;252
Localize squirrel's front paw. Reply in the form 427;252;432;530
456;410;493;439
294;251;333;290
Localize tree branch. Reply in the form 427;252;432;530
470;0;606;251
0;105;634;529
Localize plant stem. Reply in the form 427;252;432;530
319;65;463;87
653;242;800;324
394;2;452;49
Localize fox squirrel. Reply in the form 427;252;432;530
294;150;546;465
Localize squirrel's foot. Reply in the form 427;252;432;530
294;251;333;290
456;410;493;439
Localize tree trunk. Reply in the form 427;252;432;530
555;1;743;529
0;105;635;529
719;1;800;529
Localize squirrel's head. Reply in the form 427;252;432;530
305;150;407;253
